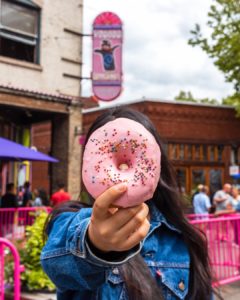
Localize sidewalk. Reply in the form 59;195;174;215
220;281;240;300
6;292;56;300
20;293;56;300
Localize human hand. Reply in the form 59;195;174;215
88;183;150;252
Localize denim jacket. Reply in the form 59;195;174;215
41;202;190;300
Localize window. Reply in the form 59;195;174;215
194;145;201;160
231;146;239;165
186;145;192;160
0;0;40;63
202;145;208;161
176;168;187;193
169;144;177;160
209;145;215;161
217;145;224;162
209;169;222;195
179;144;184;160
168;143;225;163
191;168;206;191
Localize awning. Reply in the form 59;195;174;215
0;137;58;162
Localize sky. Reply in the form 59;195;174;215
81;0;233;105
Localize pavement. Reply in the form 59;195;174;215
19;293;56;300
219;281;240;299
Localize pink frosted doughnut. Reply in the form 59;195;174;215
82;118;161;207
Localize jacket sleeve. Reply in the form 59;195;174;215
40;209;140;292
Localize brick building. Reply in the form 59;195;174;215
0;0;84;199
82;100;240;196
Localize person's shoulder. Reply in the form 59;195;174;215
51;191;59;199
235;202;240;212
64;192;71;199
193;192;201;200
213;190;223;197
51;207;92;227
11;194;17;201
203;193;209;199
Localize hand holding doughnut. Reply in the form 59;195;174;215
88;183;150;252
82;118;161;207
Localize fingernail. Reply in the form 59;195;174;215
115;183;127;192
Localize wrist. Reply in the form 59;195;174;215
87;224;109;253
86;230;139;262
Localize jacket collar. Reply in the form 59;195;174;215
147;200;181;233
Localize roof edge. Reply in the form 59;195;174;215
82;98;235;114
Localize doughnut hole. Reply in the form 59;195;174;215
112;148;135;172
119;163;129;171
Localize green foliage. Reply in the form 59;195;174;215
20;211;55;291
222;93;240;116
5;211;55;292
200;98;219;105
189;0;240;93
174;90;197;102
175;90;218;105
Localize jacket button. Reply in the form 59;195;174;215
112;267;119;275
178;281;185;291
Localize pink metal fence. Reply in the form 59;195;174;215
0;238;24;300
187;213;214;221
190;214;240;286
0;207;52;239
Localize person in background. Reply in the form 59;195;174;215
33;188;50;207
213;183;233;212
33;188;43;207
50;183;71;207
214;191;240;245
193;185;211;215
191;184;203;204
17;186;24;206
39;188;50;206
1;183;18;208
22;181;33;207
230;187;240;208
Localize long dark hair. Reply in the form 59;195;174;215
46;107;220;300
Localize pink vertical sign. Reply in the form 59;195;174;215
92;12;123;101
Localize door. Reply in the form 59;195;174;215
175;167;189;194
190;167;224;196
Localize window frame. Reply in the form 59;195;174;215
168;142;224;163
0;0;41;64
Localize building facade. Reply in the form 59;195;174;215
82;100;240;197
0;0;84;199
0;0;83;96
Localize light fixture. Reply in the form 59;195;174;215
74;125;82;136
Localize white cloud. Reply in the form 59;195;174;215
81;0;234;105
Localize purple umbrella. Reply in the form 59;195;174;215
0;137;58;162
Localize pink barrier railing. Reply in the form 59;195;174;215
0;207;52;239
190;214;240;286
187;213;214;221
0;238;24;300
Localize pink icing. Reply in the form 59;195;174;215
82;118;161;207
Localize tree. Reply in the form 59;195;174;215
175;90;218;105
188;0;240;113
174;90;197;102
222;93;240;116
